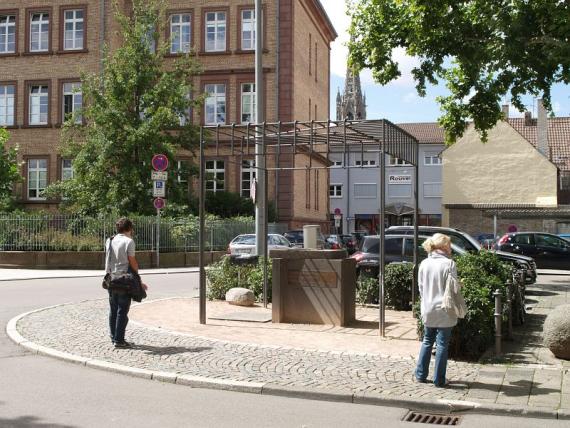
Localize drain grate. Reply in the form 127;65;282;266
403;411;461;425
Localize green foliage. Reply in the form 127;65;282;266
206;255;272;302
204;191;255;218
348;0;570;143
356;263;414;310
0;129;22;211
356;276;379;305
46;0;201;215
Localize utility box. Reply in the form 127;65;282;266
270;249;356;326
303;225;320;249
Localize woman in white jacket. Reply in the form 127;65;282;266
415;233;458;387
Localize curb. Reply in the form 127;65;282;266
0;268;199;282
6;306;569;420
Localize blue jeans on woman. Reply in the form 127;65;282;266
109;291;131;344
415;326;452;387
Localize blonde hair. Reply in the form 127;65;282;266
422;233;451;253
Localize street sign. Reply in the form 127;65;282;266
151;154;169;171
153;180;166;197
153;197;165;210
334;208;341;215
151;171;168;181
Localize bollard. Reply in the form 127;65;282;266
506;278;513;340
494;289;502;355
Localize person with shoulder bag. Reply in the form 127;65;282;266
415;233;466;387
104;217;148;348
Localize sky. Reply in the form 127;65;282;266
320;0;570;124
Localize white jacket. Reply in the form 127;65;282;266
418;252;459;328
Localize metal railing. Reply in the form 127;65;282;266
0;214;288;252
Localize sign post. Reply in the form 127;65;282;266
334;208;342;234
151;154;169;268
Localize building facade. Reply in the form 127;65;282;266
0;0;336;229
329;123;445;233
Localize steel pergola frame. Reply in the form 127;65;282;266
198;119;420;337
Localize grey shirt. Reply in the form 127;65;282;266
105;234;135;274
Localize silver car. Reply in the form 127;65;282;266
228;234;292;256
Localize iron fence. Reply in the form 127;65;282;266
0;214;287;252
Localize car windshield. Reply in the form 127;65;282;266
361;237;379;253
233;235;255;245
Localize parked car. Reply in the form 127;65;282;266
351;231;369;247
324;234;344;250
386;226;537;284
350;234;466;276
495;232;570;270
283;229;326;249
340;234;358;254
228;233;292;256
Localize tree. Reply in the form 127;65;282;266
0;128;22;210
46;0;201;215
348;0;570;143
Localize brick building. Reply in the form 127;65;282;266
0;0;336;229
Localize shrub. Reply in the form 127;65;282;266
356;263;414;309
206;255;272;302
356;276;379;304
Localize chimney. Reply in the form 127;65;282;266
537;99;549;158
501;104;509;119
524;111;533;126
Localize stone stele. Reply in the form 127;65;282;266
225;288;255;307
543;304;570;360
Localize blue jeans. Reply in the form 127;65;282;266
109;291;131;344
415;326;453;387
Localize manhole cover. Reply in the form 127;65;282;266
403;411;461;425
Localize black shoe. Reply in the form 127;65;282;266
114;341;133;348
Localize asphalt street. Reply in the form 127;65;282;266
0;271;568;427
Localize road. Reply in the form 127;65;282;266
0;272;567;427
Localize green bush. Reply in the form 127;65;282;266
356;276;379;304
414;251;511;361
206;255;272;302
356;263;414;309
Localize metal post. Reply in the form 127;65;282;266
254;0;266;259
262;124;268;309
493;213;498;239
379;136;386;337
156;209;160;268
413;145;419;306
506;278;513;340
494;289;502;355
199;129;206;325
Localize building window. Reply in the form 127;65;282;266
423;182;442;198
241;159;255;198
204;84;226;124
308;98;311;120
424;152;442;166
241;83;256;123
305;170;311;209
314;42;318;82
315;170;319;210
308;33;312;75
178;92;192;126
63;9;84;50
0;84;15;126
355;159;376;167
0;14;16;53
30;12;49;52
61;159;73;181
240;9;255;50
62;82;82;124
170;13;191;54
354;183;377;199
330;184;342;198
176;160;189;184
205;160;224;192
205;11;226;52
389;155;410;166
27;158;47;200
28;84;49;125
331;160;343;168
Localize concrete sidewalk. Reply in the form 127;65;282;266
0;267;198;281
6;274;570;419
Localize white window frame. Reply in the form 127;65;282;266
240;159;256;198
29;85;49;125
170;13;191;54
63;9;84;50
178;93;192;126
204;84;226;125
205;159;225;192
423;182;442;198
0;14;16;53
240;9;255;51
240;83;256;124
331;160;343;168
205;11;226;52
353;183;377;199
389;155;411;166
176;160;189;184
30;12;49;52
329;184;343;198
0;84;15;126
424;152;442;166
27;158;48;200
355;159;376;167
62;82;82;124
61;159;73;181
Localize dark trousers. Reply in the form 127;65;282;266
109;291;131;343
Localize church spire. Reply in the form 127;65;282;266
336;66;367;121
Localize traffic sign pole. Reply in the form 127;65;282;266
151;154;168;269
